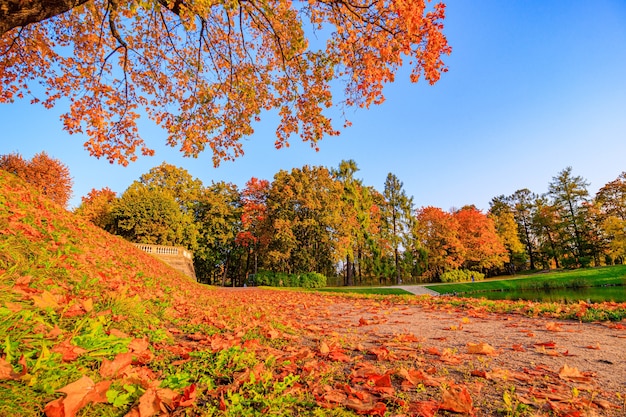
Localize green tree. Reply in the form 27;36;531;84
507;189;539;271
489;195;526;273
547;167;591;267
111;182;197;248
382;173;414;284
596;172;626;264
332;160;362;286
265;165;343;277
532;195;562;269
138;162;204;213
194;182;242;285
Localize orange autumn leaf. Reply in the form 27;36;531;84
44;375;111;417
545;321;562;332
99;352;133;378
81;298;93;313
466;342;496;355
51;341;87;362
344;398;386;416
32;290;60;310
0;357;19;380
323;390;348;404
398;368;442;387
368;346;390;361
138;388;161;417
440;383;474;415
408;400;439;417
558;364;593;383
373;373;392;388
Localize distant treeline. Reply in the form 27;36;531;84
13;156;621;286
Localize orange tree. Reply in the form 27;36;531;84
1;0;450;165
74;187;117;230
453;205;507;274
0;151;73;207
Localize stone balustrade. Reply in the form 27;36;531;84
133;243;196;279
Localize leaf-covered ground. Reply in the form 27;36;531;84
1;169;626;417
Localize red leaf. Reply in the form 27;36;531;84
178;384;197;407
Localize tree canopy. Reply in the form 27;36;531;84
0;0;450;166
0;151;73;207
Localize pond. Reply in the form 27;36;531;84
458;285;626;303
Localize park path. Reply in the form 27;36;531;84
391;284;440;296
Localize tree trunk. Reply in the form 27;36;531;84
1;0;90;35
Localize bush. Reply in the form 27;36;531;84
440;269;485;283
254;271;326;288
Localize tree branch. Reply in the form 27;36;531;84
0;0;91;35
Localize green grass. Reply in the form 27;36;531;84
425;265;626;295
313;287;413;296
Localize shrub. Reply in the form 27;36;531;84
440;269;485;283
254;271;326;288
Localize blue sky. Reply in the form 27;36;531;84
1;0;625;211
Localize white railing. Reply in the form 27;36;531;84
133;243;193;259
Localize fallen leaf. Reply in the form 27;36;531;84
0;357;19;380
408;400;439;417
545;322;562;332
138;388;160;417
467;342;496;355
440;383;474;415
51;341;87;362
178;384;197;407
44;375;110;417
558;364;593;383
99;352;133;378
344;398;386;416
32;290;60;310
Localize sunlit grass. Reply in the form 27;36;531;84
426;265;626;295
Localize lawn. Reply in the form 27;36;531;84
425;265;626;296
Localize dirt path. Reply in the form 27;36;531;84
294;293;626;415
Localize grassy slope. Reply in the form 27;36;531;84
0;171;209;415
